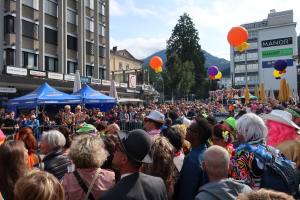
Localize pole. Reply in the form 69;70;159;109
161;74;165;103
245;49;248;86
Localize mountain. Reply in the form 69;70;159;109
142;49;230;76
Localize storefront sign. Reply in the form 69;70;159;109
6;66;27;76
120;83;128;88
102;80;111;86
91;78;101;85
261;37;293;48
80;76;91;84
48;72;63;80
262;48;293;58
29;70;46;77
115;82;120;87
0;87;17;93
64;74;75;82
128;74;137;88
262;59;294;68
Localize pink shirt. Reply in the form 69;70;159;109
62;168;115;200
148;129;161;138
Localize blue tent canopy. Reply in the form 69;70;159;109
7;82;81;109
73;85;116;111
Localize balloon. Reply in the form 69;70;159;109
235;42;249;52
150;56;163;70
227;26;248;47
154;66;162;73
274;60;287;71
215;71;222;80
208;66;219;76
209;75;215;80
273;70;282;79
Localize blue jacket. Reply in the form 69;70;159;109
177;144;208;200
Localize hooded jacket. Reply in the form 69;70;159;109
195;178;252;200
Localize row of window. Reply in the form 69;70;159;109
234;52;258;61
235;63;259;72
4;49;105;78
119;62;130;70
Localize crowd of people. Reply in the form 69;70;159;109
1;98;300;200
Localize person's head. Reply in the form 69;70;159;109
104;123;120;135
186;117;212;147
0;141;29;200
236;113;267;144
14;170;64;200
102;134;119;170
75;105;82;112
161;127;183;153
212;124;232;148
144;110;165;132
76;123;97;135
113;129;152;173
17;127;37;154
237;188;294;200
40;130;66;155
203;145;230;181
8;111;15;119
58;126;72;149
64;105;71;113
69;135;108;169
95;121;108;132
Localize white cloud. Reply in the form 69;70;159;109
110;0;124;16
110;37;166;59
110;0;156;17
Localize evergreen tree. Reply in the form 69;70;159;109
166;13;206;99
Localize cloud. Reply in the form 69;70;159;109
111;37;166;59
110;0;124;16
110;0;156;17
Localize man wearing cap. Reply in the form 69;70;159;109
100;129;168;200
144;110;165;138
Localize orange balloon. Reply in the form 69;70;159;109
227;26;248;47
150;56;163;69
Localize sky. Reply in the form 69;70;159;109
110;0;300;60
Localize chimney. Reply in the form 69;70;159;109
270;9;276;13
113;46;118;52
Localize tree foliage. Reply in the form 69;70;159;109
166;13;207;99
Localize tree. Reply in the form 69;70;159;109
166;13;206;99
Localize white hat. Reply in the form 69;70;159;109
261;109;300;130
182;117;192;127
145;110;165;123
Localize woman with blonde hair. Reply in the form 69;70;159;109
14;170;64;200
62;134;115;200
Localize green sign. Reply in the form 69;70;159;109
262;48;293;58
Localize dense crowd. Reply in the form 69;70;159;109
1;98;300;200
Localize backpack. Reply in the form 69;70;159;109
245;144;300;197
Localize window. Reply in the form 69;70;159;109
119;62;123;70
98;24;105;36
86;65;93;77
4;16;14;34
85;0;94;9
45;56;58;72
22;20;38;39
4;49;14;66
67;61;77;74
67;35;77;50
99;68;105;79
126;64;129;70
45;28;58;45
67;9;77;25
85;18;94;32
23;0;39;10
23;52;38;69
86;42;94;55
44;0;57;17
99;3;105;15
99;46;105;58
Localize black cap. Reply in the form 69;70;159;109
117;129;152;164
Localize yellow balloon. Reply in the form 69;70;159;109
273;70;281;78
215;71;222;79
235;42;249;52
155;66;162;73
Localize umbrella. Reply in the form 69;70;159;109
270;89;275;99
73;70;81;93
244;85;250;104
109;80;118;100
259;83;265;103
286;83;292;100
254;84;259;97
278;79;288;102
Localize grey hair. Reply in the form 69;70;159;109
69;135;108;168
204;145;230;179
236;113;267;143
42;130;66;152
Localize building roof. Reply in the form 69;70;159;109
110;49;144;64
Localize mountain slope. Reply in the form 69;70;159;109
142;49;230;75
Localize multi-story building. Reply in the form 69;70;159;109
230;9;298;93
0;0;109;98
110;47;146;85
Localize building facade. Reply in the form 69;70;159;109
0;0;109;98
230;9;298;93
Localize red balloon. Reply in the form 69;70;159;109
227;26;248;47
209;75;215;80
150;56;163;69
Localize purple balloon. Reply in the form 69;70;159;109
208;66;219;76
274;60;287;71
